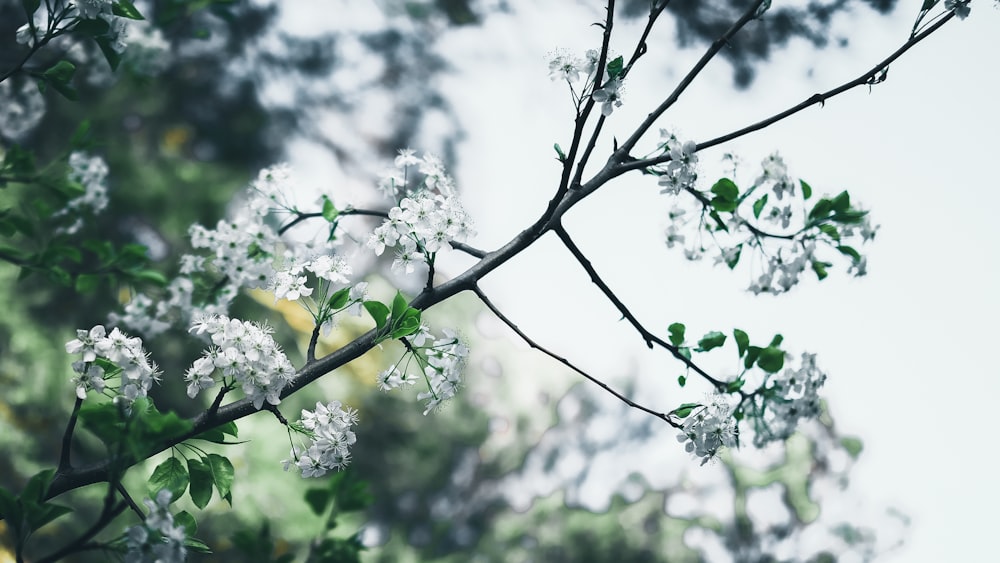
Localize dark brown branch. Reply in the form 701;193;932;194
618;10;956;173
615;0;767;157
552;224;728;390
473;285;679;428
306;324;320;363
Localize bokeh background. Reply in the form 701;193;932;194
1;0;997;561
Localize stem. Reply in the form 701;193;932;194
58;397;83;471
473;285;679;427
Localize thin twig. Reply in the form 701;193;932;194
307;325;321;363
618;10;956;173
552;224;728;390
615;0;767;157
473;284;679;428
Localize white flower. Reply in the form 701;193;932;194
591;78;623;116
285;401;359;478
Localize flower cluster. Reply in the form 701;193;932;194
657;130;699;196
752;353;828;447
271;254;352;302
379;326;468;415
66;325;159;406
184;315;296;410
283;401;359;478
53;151;111;234
676;394;739;465
368;151;475;274
123;490;187;563
71;0;130;54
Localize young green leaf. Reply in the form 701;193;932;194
671;403;701;419
327;287;351;310
363;300;389;329
174;511;197;535
811;260;831;280
149;457;189;501
726;378;745;393
321;196;338;223
677;375;686;387
554;143;566;161
305;488;332;516
752;194;768;219
733;329;749;358
606;56;624;79
800;179;813;199
112;0;145;20
768;334;783;347
667;322;685;347
187;458;213;509
390;291;408;323
744;345;762;370
756;346;785;373
837;245;861;262
206;454;235;500
710;178;739;202
695;331;726;352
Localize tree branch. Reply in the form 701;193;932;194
552;224;728;390
473;284;679;428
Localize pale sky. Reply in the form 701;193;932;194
286;1;1000;560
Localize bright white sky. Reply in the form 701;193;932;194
285;1;1000;560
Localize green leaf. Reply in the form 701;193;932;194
94;35;122;71
606;56;624;79
192;421;240;444
321;196;338;223
695;331;726;352
752;194;768;219
671;403;701;419
23;469;55;503
726;378;745;393
667;323;685;347
733;329;749;358
808;198;833;220
305;488;331;516
708;210;729;232
43;60;76;83
327;287;350;310
837;245;861;262
677;375;686;387
174;510;197;535
79;402;124;446
831;191;850;213
710;197;738;213
0;486;21;525
206;454;235;500
678;347;691;360
187;458;213;509
71;120;92;147
75;273;102;293
553;143;566;161
132;269;168;286
149;457;189;501
769;334;783;347
724;244;742;270
184;537;213;554
800;179;813;200
390;307;421;339
818;223;840;241
112;0;145;19
389;291;408;323
710;178;739;202
744;345;762;370
840;436;864;459
811;260;831;280
757;346;785;373
363;300;389;329
24;503;72;533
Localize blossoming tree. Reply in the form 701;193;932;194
0;0;983;560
